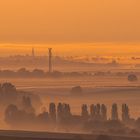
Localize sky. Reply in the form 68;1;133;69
0;0;140;56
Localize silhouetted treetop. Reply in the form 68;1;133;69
71;86;83;95
128;74;138;82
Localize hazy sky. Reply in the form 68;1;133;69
0;0;140;44
0;0;140;56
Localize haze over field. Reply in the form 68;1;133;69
0;1;140;140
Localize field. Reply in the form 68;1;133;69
0;75;140;118
0;130;140;140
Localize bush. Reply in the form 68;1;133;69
128;74;138;82
71;86;83;95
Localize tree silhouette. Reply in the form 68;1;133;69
111;104;118;121
81;104;89;120
17;68;30;77
90;104;96;120
63;104;72;120
1;82;17;94
122;104;130;122
49;103;56;122
1;82;17;102
5;104;18;124
57;103;63;122
71;86;82;95
101;104;107;121
96;104;101;118
22;96;35;113
128;74;138;82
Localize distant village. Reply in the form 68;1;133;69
0;48;140;71
0;48;119;67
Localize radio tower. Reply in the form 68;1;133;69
48;48;52;73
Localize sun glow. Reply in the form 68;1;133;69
0;43;140;57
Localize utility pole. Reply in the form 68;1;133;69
48;48;52;73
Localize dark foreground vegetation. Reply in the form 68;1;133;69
0;82;42;109
2;83;140;137
0;130;140;140
1;82;140;139
5;100;140;136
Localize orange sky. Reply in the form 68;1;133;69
0;1;140;56
0;43;140;57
